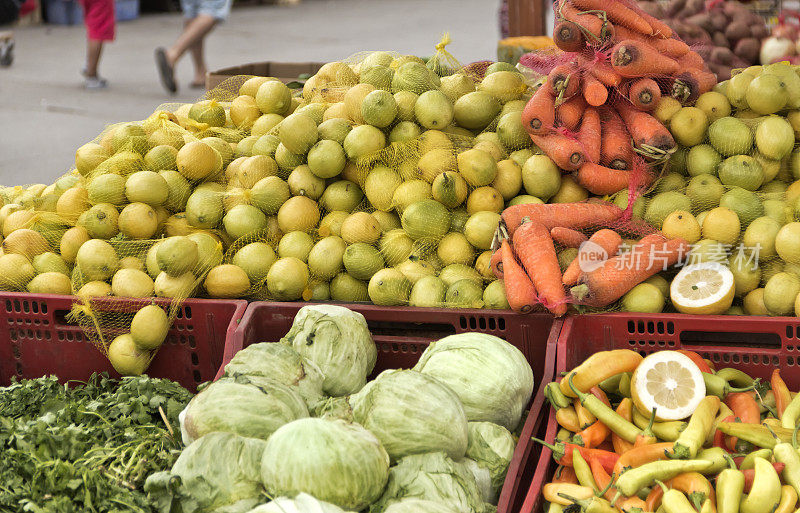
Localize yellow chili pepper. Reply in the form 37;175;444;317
740;457;782;513
672;396;720;460
775;485;799;513
543;483;594;505
560;349;644;398
557;405;581;432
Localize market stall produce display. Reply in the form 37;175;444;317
539;347;800;513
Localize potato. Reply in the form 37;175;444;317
712;32;729;48
710;47;735;66
735;38;761;64
725;22;751;43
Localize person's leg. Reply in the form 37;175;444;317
85;39;103;78
165;14;217;69
188;28;206;86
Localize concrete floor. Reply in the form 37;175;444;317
0;0;500;185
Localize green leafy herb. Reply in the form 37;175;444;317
0;373;192;513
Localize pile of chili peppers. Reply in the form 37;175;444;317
539;349;800;513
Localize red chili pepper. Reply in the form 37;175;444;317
534;438;620;474
645;485;663;511
678;350;713;373
589;457;616;501
725;392;761;451
553;465;579;484
743;462;785;492
714;415;736;451
772;369;792;418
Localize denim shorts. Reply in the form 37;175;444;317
181;0;231;21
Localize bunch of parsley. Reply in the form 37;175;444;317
0;374;193;513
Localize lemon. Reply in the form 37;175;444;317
729;252;761;297
630;351;706;420
776;222;800;264
662;210;701;244
743;288;769;316
742;216;781;259
644;275;670;297
763;272;800;316
621;283;665;313
701;207;741;246
670;262;735;315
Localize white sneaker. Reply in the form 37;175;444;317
84;76;108;89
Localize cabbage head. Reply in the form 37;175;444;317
261;418;390;511
462;458;494;504
466;422;516;496
370;452;487;513
383;499;459;513
413;333;534;430
181;376;308;443
280;304;376;396
223;342;325;406
145;432;266;513
350;369;468;461
247;493;352;513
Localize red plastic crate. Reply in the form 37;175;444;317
0;293;247;392
217;301;560;513
521;312;800;513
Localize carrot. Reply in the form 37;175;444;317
499;239;538;314
576;163;632;196
611;40;679;78
572;235;689;308
513;220;568;317
599;108;633;170
628;78;661;111
578;53;622;88
675;51;705;71
556;95;586;132
616;100;676;153
582;73;608;107
576;107;601;163
562;228;622;286
614;25;689;57
571;0;652;36
551;227;588;249
521;84;556;135
638;8;673;38
529;132;585;171
502;201;623;237
548;62;581;101
559;0;614;43
672;69;717;105
490;248;503;279
553;20;585;53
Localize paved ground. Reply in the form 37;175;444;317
0;0;500;185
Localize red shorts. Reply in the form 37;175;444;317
81;0;115;41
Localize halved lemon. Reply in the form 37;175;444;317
631;351;706;421
670;262;735;315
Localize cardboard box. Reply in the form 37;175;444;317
206;61;325;91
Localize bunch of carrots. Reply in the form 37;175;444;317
530;349;800;513
519;0;716;196
493;201;687;316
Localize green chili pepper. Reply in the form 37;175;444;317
715;368;756;388
546;502;565;513
672;396;720;459
656;480;697;513
618;372;632;398
547;382;573;410
740;457;782;513
569;374;642;444
740;448;772;470
558;494;617;513
696;447;736;475
782;393;800;430
599;373;624;395
703;372;756;398
573;447;599;493
775;441;800;498
716;468;745;513
613;459;713;497
632;408;687;442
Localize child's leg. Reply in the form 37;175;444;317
81;0;115;77
188;26;206;85
166;13;216;67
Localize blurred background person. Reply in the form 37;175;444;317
154;0;231;94
80;0;115;88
